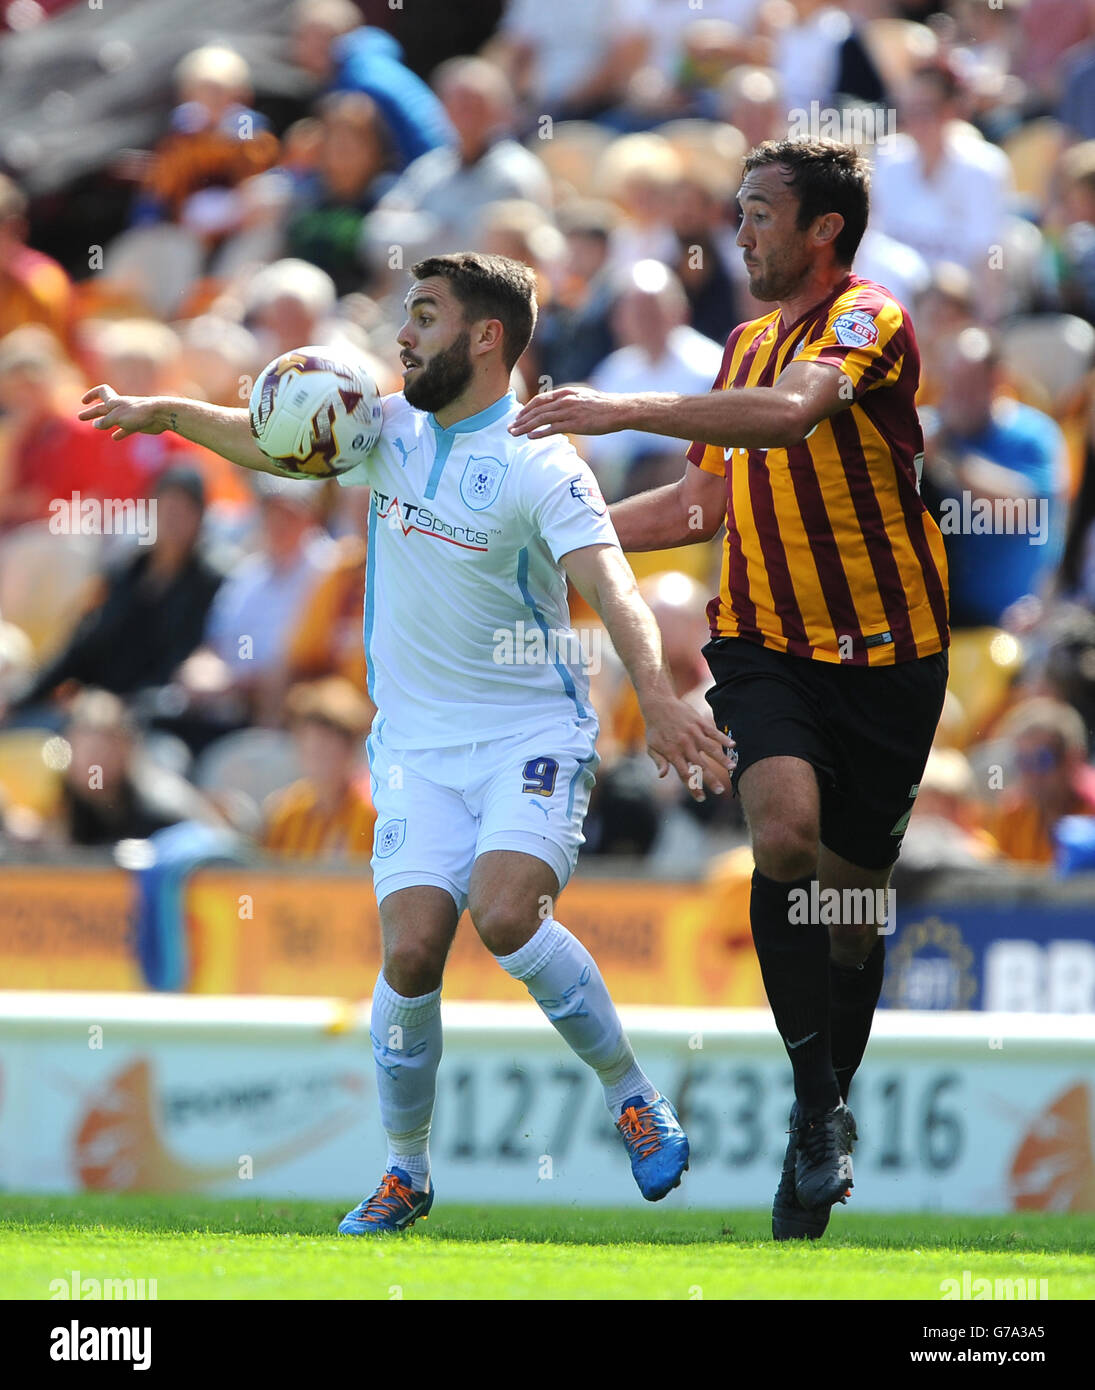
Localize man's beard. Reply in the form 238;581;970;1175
402;330;474;413
747;246;811;303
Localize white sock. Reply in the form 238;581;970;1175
370;971;442;1192
494;918;656;1114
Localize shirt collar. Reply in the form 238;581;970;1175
428;390;515;436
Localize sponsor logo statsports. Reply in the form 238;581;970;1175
373;491;489;550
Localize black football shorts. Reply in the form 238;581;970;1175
703;636;949;870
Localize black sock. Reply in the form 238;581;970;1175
830;938;886;1102
749;869;840;1112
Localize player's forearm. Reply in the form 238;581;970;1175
156;398;277;472
610;480;699;551
589;554;675;714
618;387;810;450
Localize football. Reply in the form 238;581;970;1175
248;346;384;479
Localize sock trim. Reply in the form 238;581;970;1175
372;972;442;1027
493;917;565;981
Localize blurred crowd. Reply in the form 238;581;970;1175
3;0;1095;886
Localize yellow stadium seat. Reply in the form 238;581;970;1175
0;727;64;818
945;627;1024;747
0;522;102;660
1002;118;1064;210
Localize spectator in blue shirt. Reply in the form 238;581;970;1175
291;0;454;172
920;327;1069;629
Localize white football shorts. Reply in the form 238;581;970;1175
366;714;600;914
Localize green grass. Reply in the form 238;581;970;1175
2;1194;1093;1300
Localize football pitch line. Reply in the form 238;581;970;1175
2;1197;1093;1300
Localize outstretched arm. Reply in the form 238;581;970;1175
562;543;732;801
509;360;850;450
78;385;278;473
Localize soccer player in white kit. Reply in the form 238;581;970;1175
80;252;732;1233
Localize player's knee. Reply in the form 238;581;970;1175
751;819;818;881
383;938;446;997
471;895;541;957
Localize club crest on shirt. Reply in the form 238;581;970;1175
569;475;607;515
831;309;879;350
460;455;509;511
374;818;406;858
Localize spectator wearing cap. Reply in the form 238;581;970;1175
2;468;223;721
0;175;73;342
262;677;375;861
920;327;1069;629
984;696;1095;865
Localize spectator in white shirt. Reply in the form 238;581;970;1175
870;61;1012;291
361;57;551;271
582;260;724;499
486;0;650;122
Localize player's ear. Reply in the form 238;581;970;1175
813;213;844;251
473;317;505;358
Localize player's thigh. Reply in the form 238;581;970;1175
368;736;479;921
704;638;830;873
470;717;599;918
378;885;460;995
467;850;560;955
738;755;822;878
818;650;949;873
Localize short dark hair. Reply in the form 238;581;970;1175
742;140;870;266
410;252;537;370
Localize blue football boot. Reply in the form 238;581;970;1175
338;1167;434;1234
616;1094;690;1201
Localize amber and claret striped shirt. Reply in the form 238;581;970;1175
687;274;950;666
262;777;377;862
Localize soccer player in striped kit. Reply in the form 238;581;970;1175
512;141;950;1238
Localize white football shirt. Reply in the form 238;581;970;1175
337;389;619;749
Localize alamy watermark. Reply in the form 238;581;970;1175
49;1269;158;1300
787;102;896;149
788;882;896;934
938;492;1049;546
939;1271;1049;1301
492;620;603;675
48;493;157;546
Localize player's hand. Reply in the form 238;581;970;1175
79;385;169;440
640;694;736;803
509;386;631;439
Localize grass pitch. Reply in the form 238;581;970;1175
2;1195;1093;1300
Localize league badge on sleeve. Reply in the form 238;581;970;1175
831;309;879;350
460;455;509;511
569;475;607;516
